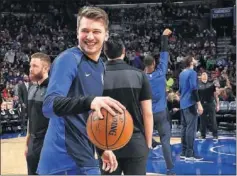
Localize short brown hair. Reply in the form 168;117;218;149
183;55;194;68
31;52;51;66
144;55;155;66
77;6;109;31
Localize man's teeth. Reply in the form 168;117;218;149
87;43;95;46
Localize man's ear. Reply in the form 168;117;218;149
76;30;79;41
105;31;109;41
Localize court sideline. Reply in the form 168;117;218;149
1;136;180;175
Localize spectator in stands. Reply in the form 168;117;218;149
2;85;10;101
17;74;31;135
131;54;145;70
0;89;2;107
219;88;236;101
4;49;15;64
166;70;174;92
219;72;232;89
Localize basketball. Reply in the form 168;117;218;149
86;108;134;151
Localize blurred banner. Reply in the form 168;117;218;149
211;7;233;19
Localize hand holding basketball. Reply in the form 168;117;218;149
90;97;126;119
87;108;134;150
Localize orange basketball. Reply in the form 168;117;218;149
86;108;134;151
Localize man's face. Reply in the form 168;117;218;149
77;17;108;59
201;72;208;83
23;75;29;82
192;57;198;67
29;58;44;81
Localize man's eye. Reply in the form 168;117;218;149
94;31;101;34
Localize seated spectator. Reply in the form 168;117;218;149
219;88;236;101
167;91;180;123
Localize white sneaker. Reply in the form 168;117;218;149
153;145;161;150
213;138;218;144
196;131;201;137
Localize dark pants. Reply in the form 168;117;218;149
20;106;27;134
100;133;149;175
153;110;174;170
100;156;147;175
17;103;26;134
200;102;218;138
181;105;198;157
26;136;44;175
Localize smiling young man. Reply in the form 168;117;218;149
37;7;124;175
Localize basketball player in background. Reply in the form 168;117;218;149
25;53;51;175
144;29;175;175
38;7;125;175
99;34;153;175
179;56;203;161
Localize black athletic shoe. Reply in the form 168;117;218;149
152;141;161;148
167;169;176;175
180;152;186;159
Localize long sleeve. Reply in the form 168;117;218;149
189;71;200;102
189;71;198;90
42;51;95;118
154;36;169;77
18;85;24;104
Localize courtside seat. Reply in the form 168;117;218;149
218;101;229;114
229;101;236;114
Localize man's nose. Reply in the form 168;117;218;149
87;32;94;40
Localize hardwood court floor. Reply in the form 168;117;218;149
1;137;27;175
1;136;181;175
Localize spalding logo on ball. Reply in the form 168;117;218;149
86;108;134;150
